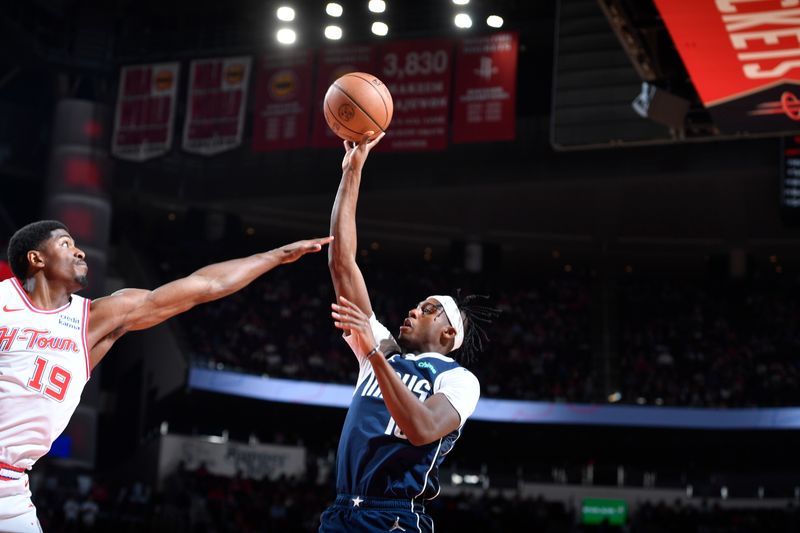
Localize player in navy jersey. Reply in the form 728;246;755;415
320;133;498;533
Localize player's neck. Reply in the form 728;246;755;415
22;276;73;309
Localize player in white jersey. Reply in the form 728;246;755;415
322;133;498;532
0;220;332;532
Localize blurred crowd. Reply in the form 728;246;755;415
31;462;800;532
619;276;800;407
164;248;800;408
177;256;597;403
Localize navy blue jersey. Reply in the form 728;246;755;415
335;316;480;501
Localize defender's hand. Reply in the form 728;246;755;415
274;236;334;264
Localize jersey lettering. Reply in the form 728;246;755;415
380;372;432;439
26;356;73;402
0;327;19;350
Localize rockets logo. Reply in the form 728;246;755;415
749;91;800;121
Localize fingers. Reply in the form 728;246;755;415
335;295;367;317
367;131;385;146
331;308;367;331
359;131;375;144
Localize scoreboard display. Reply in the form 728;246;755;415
781;136;800;224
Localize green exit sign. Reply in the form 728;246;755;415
581;499;628;525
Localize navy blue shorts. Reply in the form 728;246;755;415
319;494;434;533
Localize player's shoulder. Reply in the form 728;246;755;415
404;352;475;375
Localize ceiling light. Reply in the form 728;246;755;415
452;0;470;5
371;21;389;36
326;3;343;17
454;13;472;29
276;28;297;45
325;25;343;40
368;0;386;14
486;15;504;28
276;6;295;22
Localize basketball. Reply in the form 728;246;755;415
323;72;393;143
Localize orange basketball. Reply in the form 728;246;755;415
323;72;393;143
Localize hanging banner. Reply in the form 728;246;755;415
312;45;376;148
183;56;251;155
112;62;179;161
252;50;313;151
653;0;800;133
452;32;518;143
376;38;454;151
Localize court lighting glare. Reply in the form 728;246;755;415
276;6;295;21
368;0;386;14
454;13;472;28
325;25;343;40
276;28;297;44
326;3;343;17
452;0;470;5
371;21;389;36
486;15;504;28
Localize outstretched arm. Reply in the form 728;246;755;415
86;236;333;368
328;132;384;317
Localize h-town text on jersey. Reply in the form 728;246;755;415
0;327;80;353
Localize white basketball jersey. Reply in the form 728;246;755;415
0;278;90;471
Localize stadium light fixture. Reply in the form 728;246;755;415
325;25;343;40
276;6;296;21
368;0;386;14
371;21;389;36
276;28;297;45
486;15;504;28
454;13;472;29
326;2;343;17
452;0;470;5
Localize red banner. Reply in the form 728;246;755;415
183;56;252;155
252;50;314;151
653;0;800;132
376;38;454;151
312;45;377;148
112;62;179;161
452;32;518;143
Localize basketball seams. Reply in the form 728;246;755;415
324;94;375;139
345;73;391;128
333;82;386;133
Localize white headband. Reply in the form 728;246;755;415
429;295;464;351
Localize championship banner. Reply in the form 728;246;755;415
183;56;251;155
653;0;800;133
452;32;518;143
312;45;376;148
376;38;454;151
252;50;313;151
112;62;179;161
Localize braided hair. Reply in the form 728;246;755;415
451;290;501;366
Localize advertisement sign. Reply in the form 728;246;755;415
653;0;800;133
158;434;306;482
